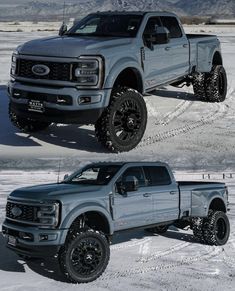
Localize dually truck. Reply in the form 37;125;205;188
2;162;230;283
8;11;227;152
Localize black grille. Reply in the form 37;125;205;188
6;201;39;223
17;59;72;82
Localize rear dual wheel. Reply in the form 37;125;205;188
193;65;227;102
192;211;230;246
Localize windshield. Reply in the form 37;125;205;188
67;14;143;37
65;165;121;185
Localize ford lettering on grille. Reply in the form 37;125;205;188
32;64;50;76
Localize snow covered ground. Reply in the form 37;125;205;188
0;25;235;170
0;170;234;290
0;24;235;290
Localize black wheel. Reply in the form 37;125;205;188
9;103;51;132
203;211;230;246
192;217;205;243
145;225;168;234
95;87;147;152
193;73;208;101
206;65;227;102
58;229;110;283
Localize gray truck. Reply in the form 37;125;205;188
2;162;230;283
8;11;227;152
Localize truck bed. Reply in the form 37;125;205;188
186;33;217;39
178;181;225;186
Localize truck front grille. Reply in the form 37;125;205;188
17;59;72;82
6;201;39;224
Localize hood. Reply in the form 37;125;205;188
19;35;132;58
9;183;103;200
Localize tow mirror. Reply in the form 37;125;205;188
123;176;139;192
154;26;170;44
59;23;68;36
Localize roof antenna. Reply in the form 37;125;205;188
59;1;68;36
62;1;66;24
57;158;62;184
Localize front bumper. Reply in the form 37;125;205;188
2;220;68;258
8;80;112;124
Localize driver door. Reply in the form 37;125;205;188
112;166;153;230
143;17;172;89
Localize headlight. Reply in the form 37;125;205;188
37;202;60;229
74;56;103;87
10;50;18;75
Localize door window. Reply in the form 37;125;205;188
160;16;182;38
143;166;171;186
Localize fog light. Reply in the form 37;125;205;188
79;96;91;104
39;234;58;242
39;234;48;241
79;95;102;105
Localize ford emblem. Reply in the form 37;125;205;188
11;206;22;217
32;64;50;76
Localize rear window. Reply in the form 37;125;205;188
160;16;182;38
143;166;171;186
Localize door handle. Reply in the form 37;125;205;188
165;47;171;51
170;191;177;195
143;193;151;197
183;44;188;48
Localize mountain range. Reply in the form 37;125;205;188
0;0;234;21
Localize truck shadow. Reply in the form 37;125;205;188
0;86;108;153
0;228;198;283
0;85;202;153
0;233;25;273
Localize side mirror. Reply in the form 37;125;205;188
123;176;139;192
59;23;67;36
154;26;170;45
64;174;69;180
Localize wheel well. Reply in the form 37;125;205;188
209;198;226;213
212;52;223;66
113;68;143;93
69;211;110;235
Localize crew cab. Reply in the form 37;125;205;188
8;11;227;152
2;162;230;283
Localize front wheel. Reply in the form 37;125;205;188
203;211;230;246
58;229;110;283
95;87;147;152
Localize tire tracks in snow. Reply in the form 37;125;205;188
138;102;228;148
137;240;191;263
100;245;223;281
155;99;193;126
111;237;152;251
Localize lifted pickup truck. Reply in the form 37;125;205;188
8;11;227;152
2;162;230;283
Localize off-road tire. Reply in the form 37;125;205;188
95;87;147;152
9;103;51;132
193;73;207;101
145;225;168;234
192;217;205;243
58;229;110;284
206;65;227;102
203;211;230;246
